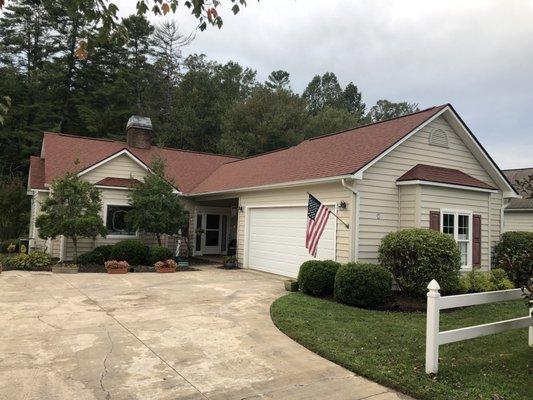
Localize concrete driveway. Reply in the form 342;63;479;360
0;268;409;400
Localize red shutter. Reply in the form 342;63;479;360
429;211;440;231
472;214;481;267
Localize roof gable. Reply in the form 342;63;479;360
38;133;239;193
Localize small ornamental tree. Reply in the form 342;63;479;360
36;173;106;261
127;158;185;246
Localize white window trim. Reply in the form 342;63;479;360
103;202;138;239
440;209;473;270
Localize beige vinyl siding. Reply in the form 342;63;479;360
82;153;147;184
399;185;417;229
357;116;502;266
503;211;533;232
237;182;354;266
28;191;49;253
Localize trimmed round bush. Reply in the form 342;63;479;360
493;231;533;286
109;240;149;266
297;260;341;296
378;228;461;297
334;262;392;308
149;245;174;265
77;245;114;265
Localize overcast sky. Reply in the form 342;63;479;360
117;0;533;169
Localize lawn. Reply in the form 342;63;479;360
270;293;532;400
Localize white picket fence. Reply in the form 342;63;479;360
425;279;532;374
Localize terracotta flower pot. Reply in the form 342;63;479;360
156;266;176;273
106;267;128;274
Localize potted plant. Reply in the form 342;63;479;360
51;263;78;274
105;260;129;274
155;259;177;273
284;279;299;292
223;256;238;269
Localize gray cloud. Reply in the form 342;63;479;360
117;0;533;168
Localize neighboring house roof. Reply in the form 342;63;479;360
29;133;239;193
397;164;497;190
503;168;533;210
190;106;448;194
96;177;140;188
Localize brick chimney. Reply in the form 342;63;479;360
126;116;152;149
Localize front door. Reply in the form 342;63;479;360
203;214;222;254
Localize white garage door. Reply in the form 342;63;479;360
247;206;336;278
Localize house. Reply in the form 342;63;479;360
27;104;518;277
502;168;533;232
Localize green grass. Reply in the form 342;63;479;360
271;293;532;400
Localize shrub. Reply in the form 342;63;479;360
1;238;20;253
297;260;341;296
378;228;461;297
149;245;174;265
109;240;149;266
493;231;533;286
334;263;393;308
77;245;114;265
12;251;52;270
459;268;515;293
490;268;515;290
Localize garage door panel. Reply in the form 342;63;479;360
247;206;336;278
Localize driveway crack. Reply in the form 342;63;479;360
99;327;114;400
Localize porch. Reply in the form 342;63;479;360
191;197;239;258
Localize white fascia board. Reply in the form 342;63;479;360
185;174;354;197
77;148;151;178
396;180;498;193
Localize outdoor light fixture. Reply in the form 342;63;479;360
238;206;244;212
339;201;347;211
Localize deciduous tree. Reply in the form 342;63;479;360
36;172;106;261
127;158;186;246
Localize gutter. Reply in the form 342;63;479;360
341;178;360;262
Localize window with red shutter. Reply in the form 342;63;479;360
429;211;440;231
472;214;481;266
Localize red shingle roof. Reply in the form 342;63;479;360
31;133;239;193
29;105;456;194
189;106;447;194
397;164;497;190
96;177;140;187
29;156;46;189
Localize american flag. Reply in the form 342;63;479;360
305;194;331;257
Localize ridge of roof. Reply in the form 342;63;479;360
307;104;448;142
43;132;241;160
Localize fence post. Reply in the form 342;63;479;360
425;279;441;374
528;303;533;347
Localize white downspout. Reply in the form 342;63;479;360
342;178;360;262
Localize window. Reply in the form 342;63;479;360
441;211;471;268
106;205;135;236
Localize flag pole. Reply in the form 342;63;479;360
307;192;349;229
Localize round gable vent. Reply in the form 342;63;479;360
429;129;449;148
